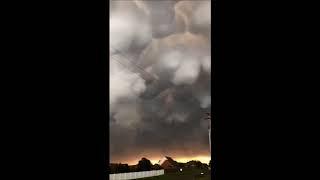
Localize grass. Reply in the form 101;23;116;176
141;168;211;180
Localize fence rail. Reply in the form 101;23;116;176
109;169;164;180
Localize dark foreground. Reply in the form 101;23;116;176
141;169;211;180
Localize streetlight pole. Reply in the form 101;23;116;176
205;112;211;153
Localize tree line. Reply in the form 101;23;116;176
110;158;162;174
109;158;212;174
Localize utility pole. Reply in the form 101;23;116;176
204;112;211;153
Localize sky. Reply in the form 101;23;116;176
109;0;211;165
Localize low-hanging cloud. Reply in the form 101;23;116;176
110;0;211;164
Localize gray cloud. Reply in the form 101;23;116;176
110;0;211;164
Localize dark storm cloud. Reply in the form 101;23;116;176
110;0;211;164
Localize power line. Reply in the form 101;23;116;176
110;46;209;116
110;46;156;82
110;47;166;105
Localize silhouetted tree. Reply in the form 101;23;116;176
209;160;212;168
129;165;138;172
112;163;130;173
195;161;203;168
186;160;204;169
178;163;185;168
152;164;163;170
110;164;117;174
137;158;152;171
120;164;130;173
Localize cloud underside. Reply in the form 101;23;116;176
110;0;211;164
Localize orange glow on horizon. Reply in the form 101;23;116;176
124;155;211;165
174;156;211;164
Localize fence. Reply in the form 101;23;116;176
109;169;164;180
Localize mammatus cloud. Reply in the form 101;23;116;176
110;0;211;164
